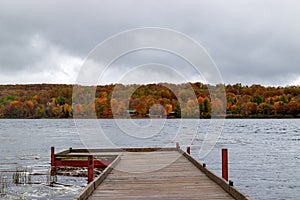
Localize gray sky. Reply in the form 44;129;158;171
0;0;299;86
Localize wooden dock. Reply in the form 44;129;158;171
56;148;251;200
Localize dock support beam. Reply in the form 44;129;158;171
88;155;94;183
222;149;228;181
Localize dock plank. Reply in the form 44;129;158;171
87;151;235;200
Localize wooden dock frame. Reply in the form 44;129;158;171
51;147;119;167
50;147;120;182
50;147;177;182
50;146;250;200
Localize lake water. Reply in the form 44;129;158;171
0;119;299;199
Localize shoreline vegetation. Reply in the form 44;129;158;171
0;83;299;119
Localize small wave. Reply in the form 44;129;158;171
288;138;300;141
17;154;40;160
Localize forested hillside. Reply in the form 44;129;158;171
0;83;299;118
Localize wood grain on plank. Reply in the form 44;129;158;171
87;151;235;200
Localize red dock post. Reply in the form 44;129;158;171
187;146;190;154
88;155;94;183
50;146;55;176
222;149;228;181
51;146;55;167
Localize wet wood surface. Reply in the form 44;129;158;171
87;151;235;200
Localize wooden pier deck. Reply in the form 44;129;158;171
70;148;250;200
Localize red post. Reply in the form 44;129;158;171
50;146;55;176
88;155;94;183
187;146;190;154
51;146;55;167
222;149;228;181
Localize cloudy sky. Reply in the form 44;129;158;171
0;0;299;86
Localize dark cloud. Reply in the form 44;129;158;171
0;0;299;85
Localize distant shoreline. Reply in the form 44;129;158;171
0;83;299;119
0;115;299;119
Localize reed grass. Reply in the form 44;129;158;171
0;173;9;196
12;167;32;184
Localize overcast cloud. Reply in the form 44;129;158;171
0;0;299;86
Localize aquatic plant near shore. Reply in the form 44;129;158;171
12;166;32;184
0;173;9;196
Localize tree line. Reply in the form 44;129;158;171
0;83;299;119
